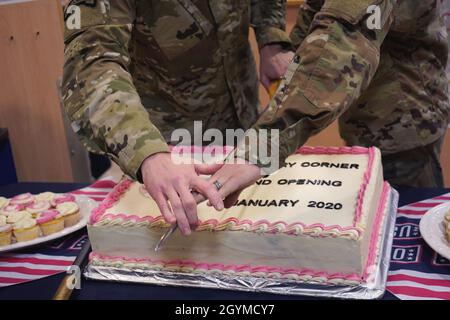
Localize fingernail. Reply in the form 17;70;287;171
183;227;191;235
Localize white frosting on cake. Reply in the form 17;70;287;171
88;146;391;285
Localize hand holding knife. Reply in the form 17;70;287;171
154;79;281;252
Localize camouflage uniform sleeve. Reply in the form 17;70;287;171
239;0;397;171
250;0;292;49
62;0;169;181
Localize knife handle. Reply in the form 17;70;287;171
53;274;76;300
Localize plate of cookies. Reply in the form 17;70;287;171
420;202;450;260
0;192;97;253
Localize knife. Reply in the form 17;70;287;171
154;80;282;252
154;223;178;252
154;190;201;252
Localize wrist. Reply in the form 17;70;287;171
138;152;170;183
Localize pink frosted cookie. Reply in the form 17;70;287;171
7;211;32;224
10;193;35;206
13;217;40;242
26;201;51;215
36;210;64;236
1;203;26;216
51;194;76;207
35;192;55;202
56;202;80;227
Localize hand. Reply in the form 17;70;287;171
141;153;224;235
259;44;295;90
196;162;262;208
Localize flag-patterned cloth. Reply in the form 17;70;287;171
387;193;450;300
0;180;449;299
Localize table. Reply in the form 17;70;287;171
0;182;449;300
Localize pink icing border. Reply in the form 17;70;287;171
295;146;375;227
91;146;375;235
90;252;362;283
90;179;133;224
363;181;390;279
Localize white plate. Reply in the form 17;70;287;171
419;201;450;260
0;195;97;253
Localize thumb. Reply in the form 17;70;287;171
194;163;224;175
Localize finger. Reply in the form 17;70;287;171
153;191;176;224
192;177;224;211
223;189;243;209
210;174;242;203
194;163;224;175
175;182;199;227
167;189;191;235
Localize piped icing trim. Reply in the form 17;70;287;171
90;179;133;225
296;146;375;226
89;252;362;286
363;182;390;280
90;146;376;239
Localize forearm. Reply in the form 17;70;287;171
289;0;320;48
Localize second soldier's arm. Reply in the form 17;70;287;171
250;0;291;49
255;0;397;166
251;0;294;90
202;0;398;208
289;0;320;48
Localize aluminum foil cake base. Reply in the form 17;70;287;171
84;189;399;300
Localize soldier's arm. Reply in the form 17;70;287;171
250;0;291;48
289;1;321;48
62;0;169;180
253;0;397;167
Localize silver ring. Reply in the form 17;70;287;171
213;180;223;191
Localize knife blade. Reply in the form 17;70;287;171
154;190;202;251
154;223;178;252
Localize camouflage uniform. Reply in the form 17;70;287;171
62;0;291;180
250;0;449;188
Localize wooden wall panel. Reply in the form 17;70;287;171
0;0;73;182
